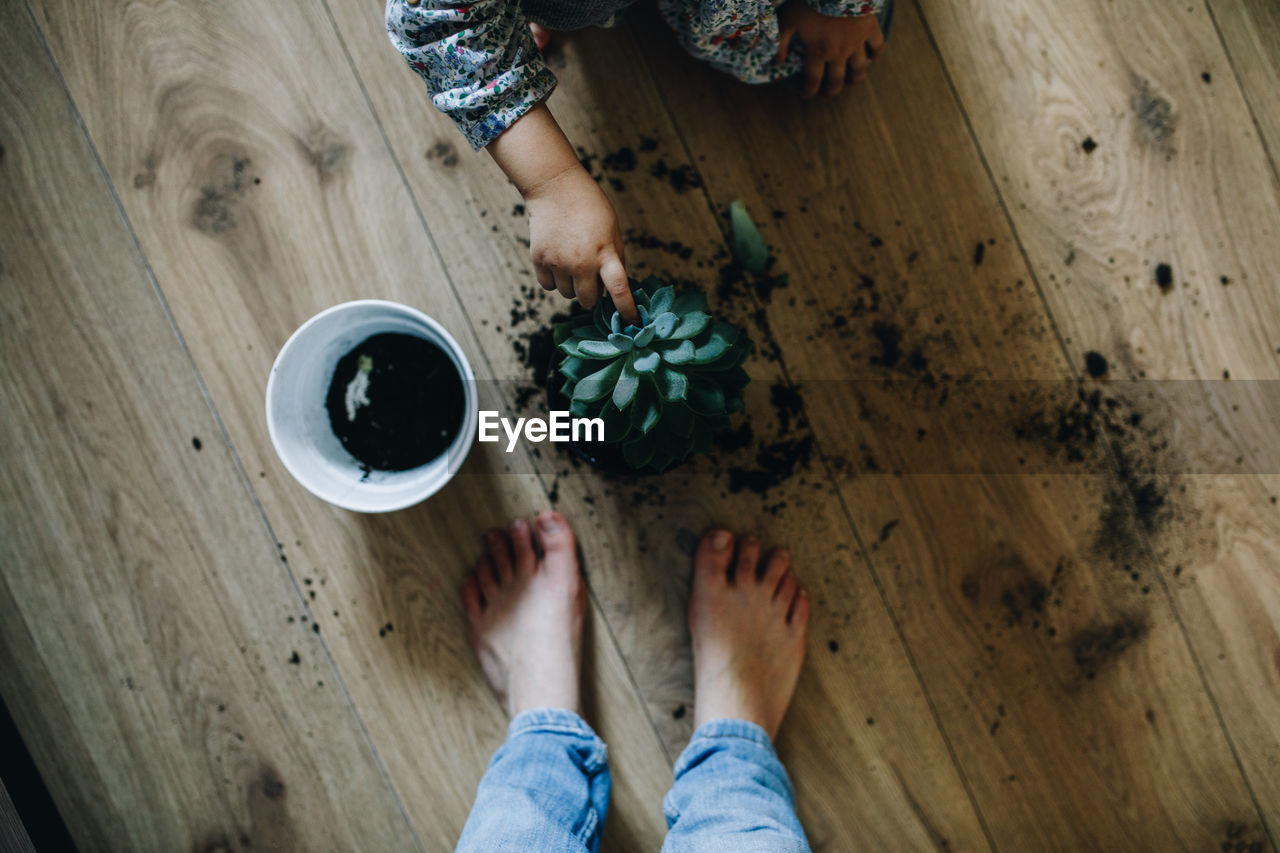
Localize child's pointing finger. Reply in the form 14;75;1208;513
601;256;639;326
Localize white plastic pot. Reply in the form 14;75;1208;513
265;300;477;513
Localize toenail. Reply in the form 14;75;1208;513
538;513;559;532
710;530;731;549
511;518;527;532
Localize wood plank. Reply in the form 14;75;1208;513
916;0;1280;838
0;5;421;849
21;0;674;849
635;0;1271;847
327;1;996;848
1209;0;1280;179
0;779;35;853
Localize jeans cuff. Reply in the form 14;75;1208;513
507;707;598;739
676;718;777;771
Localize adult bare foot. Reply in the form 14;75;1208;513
689;529;809;739
462;511;586;717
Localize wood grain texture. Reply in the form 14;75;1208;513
1210;0;1280;180
0;779;35;853
0;4;421;850
917;0;1280;839
8;0;1279;847
19;0;672;848
637;0;1271;847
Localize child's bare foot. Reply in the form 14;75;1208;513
462;511;586;717
689;529;809;739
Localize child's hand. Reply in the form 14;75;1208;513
525;165;635;323
487;102;638;324
776;3;885;98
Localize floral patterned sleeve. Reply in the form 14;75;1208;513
386;0;557;151
657;0;890;85
804;0;882;19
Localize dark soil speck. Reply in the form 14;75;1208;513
1083;351;1108;378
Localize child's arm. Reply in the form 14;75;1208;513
776;1;886;98
385;0;635;321
488;103;636;324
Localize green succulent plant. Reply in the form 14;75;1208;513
553;276;752;473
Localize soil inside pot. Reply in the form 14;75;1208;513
325;332;465;474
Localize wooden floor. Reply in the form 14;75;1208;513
2;0;1278;848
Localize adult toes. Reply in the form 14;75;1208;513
734;535;761;583
789;588;810;629
461;573;484;618
694;528;734;588
510;517;536;575
476;556;500;600
774;572;797;610
535;511;577;575
486;529;513;580
761;548;790;588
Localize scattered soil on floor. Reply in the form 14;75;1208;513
1069;614;1147;679
1083;351;1108;378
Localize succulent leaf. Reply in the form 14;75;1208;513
633;325;656;349
669;311;711;340
559;358;588;381
579;339;626;358
632;350;661;374
598;402;628;441
631;391;662;434
612;357;640;409
591;310;612;338
649;285;675;315
572;359;625;402
656;366;688;402
729;199;769;274
687;376;726;415
663;402;694;437
657;339;696;364
652;312;678;338
671;291;708;314
610;313;622;334
692;323;739;363
607;332;635;351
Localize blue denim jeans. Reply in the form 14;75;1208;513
456;708;810;853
